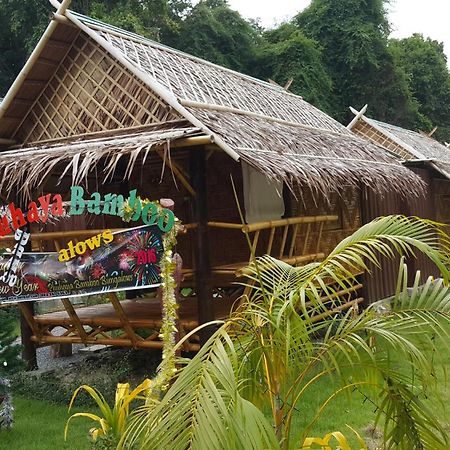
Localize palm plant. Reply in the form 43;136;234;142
65;379;151;449
122;215;450;450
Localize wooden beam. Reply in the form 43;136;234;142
347;104;368;130
190;146;214;346
284;78;294;91
108;292;140;347
23;79;47;87
37;57;59;67
18;302;38;370
21;122;211;149
61;299;88;343
0;138;16;146
47;38;72;50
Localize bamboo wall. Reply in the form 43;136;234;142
291;186;362;257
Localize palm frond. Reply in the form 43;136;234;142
122;326;279;450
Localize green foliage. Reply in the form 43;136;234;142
0;306;22;376
122;216;450;450
85;0;187;43
295;0;423;125
390;34;450;142
172;0;261;74
0;0;52;96
1;396;92;449
11;349;155;406
255;24;333;113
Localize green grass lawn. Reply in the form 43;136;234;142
289;342;450;448
0;396;93;450
2;343;449;450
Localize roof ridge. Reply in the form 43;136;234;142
71;10;288;94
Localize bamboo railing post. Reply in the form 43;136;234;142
288;224;299;258
108;292;139;348
302;223;311;255
190;146;214;346
61;298;88;343
315;222;325;255
18;302;38;370
279;225;289;259
266;227;276;256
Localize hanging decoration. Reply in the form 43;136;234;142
123;196;181;396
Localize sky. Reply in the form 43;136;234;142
227;0;450;61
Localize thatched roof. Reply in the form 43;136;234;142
0;8;425;198
349;109;450;179
0;122;201;199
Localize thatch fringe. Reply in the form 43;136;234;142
0;126;200;200
188;108;426;198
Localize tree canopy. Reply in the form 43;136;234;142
390;34;450;142
0;0;449;142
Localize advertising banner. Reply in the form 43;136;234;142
0;225;164;304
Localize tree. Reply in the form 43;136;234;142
122;215;450;449
295;0;422;126
0;307;22;376
0;306;22;430
0;0;51;96
255;24;333;113
0;0;191;96
172;0;261;75
390;34;450;143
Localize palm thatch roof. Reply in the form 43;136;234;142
349;108;450;179
0;122;201;199
0;6;425;199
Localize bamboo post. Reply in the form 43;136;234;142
108;293;139;348
61;299;88;343
19;302;38;370
190;146;214;346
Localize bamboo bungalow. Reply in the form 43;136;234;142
0;1;429;363
348;106;450;300
348;105;450;227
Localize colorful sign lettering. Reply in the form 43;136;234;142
69;186;175;232
0;229;30;287
0;225;164;304
58;230;114;262
0;195;63;237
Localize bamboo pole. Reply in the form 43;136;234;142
30;334;200;350
243;215;338;233
49;0;73;15
207;222;243;230
108;293;140;348
155;147;196;197
0;138;16;146
180;100;350;138
308;298;363;324
190;146;214;346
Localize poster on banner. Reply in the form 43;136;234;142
0;225;164;305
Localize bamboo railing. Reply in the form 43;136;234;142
1;214;364;353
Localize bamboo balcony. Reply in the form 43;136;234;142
2;215;363;351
